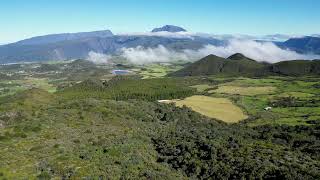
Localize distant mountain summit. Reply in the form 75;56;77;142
151;25;187;33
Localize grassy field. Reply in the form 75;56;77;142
0;78;56;97
190;84;215;92
275;91;315;98
210;85;276;96
218;77;283;86
219;77;320;126
168;95;248;123
181;76;320;126
16;78;56;93
138;64;183;79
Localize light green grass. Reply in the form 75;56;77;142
190;84;215;92
15;78;56;93
139;64;183;79
210;85;276;96
275;92;315;98
219;77;283;87
248;117;310;126
167;95;248;123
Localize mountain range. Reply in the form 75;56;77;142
14;30;114;46
0;25;319;63
279;36;320;54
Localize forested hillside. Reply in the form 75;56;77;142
0;76;320;179
170;54;320;77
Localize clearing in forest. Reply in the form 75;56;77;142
169;95;248;123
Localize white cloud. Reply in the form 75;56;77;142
116;31;299;42
87;51;111;64
120;45;189;64
196;40;319;63
119;39;320;64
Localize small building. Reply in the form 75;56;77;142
264;106;272;111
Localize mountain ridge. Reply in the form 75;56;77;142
0;35;222;63
14;30;114;46
279;36;320;54
0;27;320;63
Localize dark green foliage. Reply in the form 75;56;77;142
270;96;320;107
1;76;320;179
153;116;320;179
60;77;195;101
37;171;51;180
253;125;320;158
270;60;320;76
312;83;320;88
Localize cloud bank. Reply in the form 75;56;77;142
117;31;300;42
87;51;111;64
194;40;320;63
120;45;190;64
119;40;320;64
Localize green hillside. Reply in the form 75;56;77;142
170;53;320;77
270;60;320;76
1;77;320;179
170;54;266;77
0;59;320;179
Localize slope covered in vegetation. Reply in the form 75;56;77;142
0;76;320;179
170;53;320;77
170;54;266;77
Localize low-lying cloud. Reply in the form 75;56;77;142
117;32;298;42
120;45;190;64
194;40;320;63
119;39;320;64
87;51;111;64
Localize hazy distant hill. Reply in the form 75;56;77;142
15;30;114;45
279;36;320;54
170;53;320;77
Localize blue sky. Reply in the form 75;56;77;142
1;0;319;44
